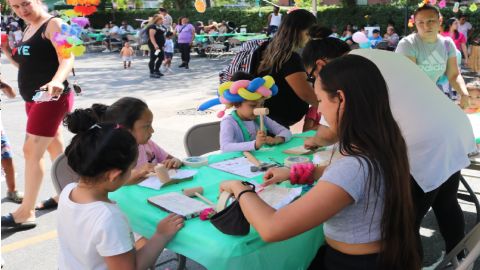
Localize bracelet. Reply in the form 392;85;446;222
236;189;256;202
289;163;315;185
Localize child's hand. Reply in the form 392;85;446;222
266;136;284;145
163;158;182;169
155;213;184;240
131;163;156;183
255;131;267;149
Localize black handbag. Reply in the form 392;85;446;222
210;181;255;236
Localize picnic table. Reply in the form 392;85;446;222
109;132;325;270
195;33;267;43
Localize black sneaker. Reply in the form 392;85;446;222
185;64;189;69
178;63;186;68
150;73;160;78
155;71;164;76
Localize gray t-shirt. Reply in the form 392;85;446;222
395;33;456;83
321;156;384;244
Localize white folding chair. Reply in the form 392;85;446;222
435;223;480;269
183;121;221;156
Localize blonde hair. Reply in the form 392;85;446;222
148;14;164;26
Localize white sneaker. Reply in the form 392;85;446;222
167;68;173;74
102;49;111;53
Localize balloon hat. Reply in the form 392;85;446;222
198;75;279;118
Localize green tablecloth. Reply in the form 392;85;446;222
195;33;267;43
109;131;324;270
87;32;106;42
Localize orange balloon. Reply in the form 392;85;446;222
195;0;206;13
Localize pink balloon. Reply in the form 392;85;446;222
352;31;369;44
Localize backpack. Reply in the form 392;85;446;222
138;26;149;45
219;38;270;83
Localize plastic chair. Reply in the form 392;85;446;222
184;121;221;156
435;223;480;269
51;153;80;194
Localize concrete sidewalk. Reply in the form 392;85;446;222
1;52;480;269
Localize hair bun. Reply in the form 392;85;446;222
63;108;100;134
309;25;333;40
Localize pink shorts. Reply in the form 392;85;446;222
25;91;74;137
306;106;321;124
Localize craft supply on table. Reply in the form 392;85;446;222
182;186;215;207
313;152;330;166
183;156;209;168
283;145;317;155
148;192;211;219
284;156;310;167
138;166;197;190
209;156;264;178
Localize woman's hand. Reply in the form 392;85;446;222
262;167;290;187
459;94;470;109
163;158;182;169
41;80;64;98
219;180;248;195
304;137;319;150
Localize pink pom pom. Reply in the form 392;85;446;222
217;110;225;118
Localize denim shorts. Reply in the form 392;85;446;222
1;131;12;159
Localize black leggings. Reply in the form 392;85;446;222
178;43;191;64
148;46;164;74
308;244;379;270
411;171;465;259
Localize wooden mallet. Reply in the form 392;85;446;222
182;186;215;207
253;108;269;132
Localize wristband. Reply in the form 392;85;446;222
236;189;256;202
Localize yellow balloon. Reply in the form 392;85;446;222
263;75;275;88
469;3;478;12
238;88;262;100
72;45;86;56
219;81;233;96
195;0;206;13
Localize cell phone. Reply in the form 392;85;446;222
32;89;59;102
154;49;160;56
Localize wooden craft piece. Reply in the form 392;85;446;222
253;108;269;132
243;151;262;167
182;186;215;207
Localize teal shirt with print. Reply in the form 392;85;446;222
396;33;457;83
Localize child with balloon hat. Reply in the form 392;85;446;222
199;72;292;152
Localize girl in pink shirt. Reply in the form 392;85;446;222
441;17;468;64
94;97;182;184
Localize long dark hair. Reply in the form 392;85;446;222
319;55;420;270
444;17;460;40
257;9;316;74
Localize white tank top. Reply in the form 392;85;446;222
270;13;282;27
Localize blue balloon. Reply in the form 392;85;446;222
270;84;278;96
223;90;244;103
247;78;265;92
198;98;221;111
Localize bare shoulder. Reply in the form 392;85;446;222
45;17;65;38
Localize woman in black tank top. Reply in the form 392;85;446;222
1;0;74;230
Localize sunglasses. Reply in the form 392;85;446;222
306;66;316;84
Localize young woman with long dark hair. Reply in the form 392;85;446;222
302;29;476;263
254;9;318;129
441;17;468;64
220;55;421;270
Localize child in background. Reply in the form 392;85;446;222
162;31;174;73
120;42;134;69
369;29;382;48
90;97;182;184
58;109;183;269
0;78;23;203
199;72;292;152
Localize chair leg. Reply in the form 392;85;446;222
459;175;480;224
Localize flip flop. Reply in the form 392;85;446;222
1;213;36;231
35;197;58;211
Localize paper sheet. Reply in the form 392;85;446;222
148;192;211;219
249;181;302;210
209;157;264;178
138;169;198;190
